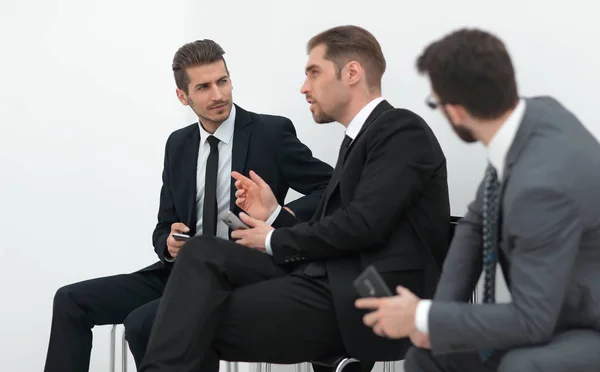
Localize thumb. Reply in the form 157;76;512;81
249;170;268;188
238;212;258;227
172;223;190;233
396;286;411;296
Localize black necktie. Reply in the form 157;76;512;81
321;135;352;215
480;164;500;360
203;135;220;236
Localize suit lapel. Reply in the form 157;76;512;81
182;126;201;230
230;105;253;211
321;100;394;214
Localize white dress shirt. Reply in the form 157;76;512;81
263;97;385;255
164;106;236;262
195;105;236;239
415;99;526;334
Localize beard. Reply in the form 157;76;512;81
450;124;477;143
310;102;336;124
442;107;477;143
312;111;336;124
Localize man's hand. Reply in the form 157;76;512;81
166;222;190;259
355;286;421;339
231;170;278;221
230;212;274;252
409;330;431;349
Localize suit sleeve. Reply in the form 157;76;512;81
276;118;333;222
270;112;442;263
152;135;177;264
429;187;582;354
433;182;485;302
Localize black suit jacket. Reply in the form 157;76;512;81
141;104;333;272
270;101;450;361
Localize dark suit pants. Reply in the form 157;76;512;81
139;235;350;372
43;267;169;372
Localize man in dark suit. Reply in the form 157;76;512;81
138;25;450;372
43;39;333;372
357;28;600;372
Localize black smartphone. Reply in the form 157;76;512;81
172;233;190;242
353;265;393;298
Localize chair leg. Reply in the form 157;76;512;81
121;327;128;372
334;358;360;372
382;361;395;372
110;325;116;372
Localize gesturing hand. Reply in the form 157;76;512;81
231;170;278;221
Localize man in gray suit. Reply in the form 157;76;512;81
356;28;600;371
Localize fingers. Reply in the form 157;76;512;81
355;297;382;309
238;212;258;227
231;171;253;186
171;222;190;233
249;170;268;188
235;189;246;198
283;206;295;216
363;310;380;327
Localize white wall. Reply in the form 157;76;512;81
1;0;599;371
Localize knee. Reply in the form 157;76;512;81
498;350;542;372
177;235;223;261
403;347;429;372
53;283;80;311
123;308;154;346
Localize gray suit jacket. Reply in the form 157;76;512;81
429;96;600;354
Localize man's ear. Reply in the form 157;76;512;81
176;88;189;106
345;61;362;86
444;104;466;124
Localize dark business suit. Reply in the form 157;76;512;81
43;104;333;372
139;100;450;371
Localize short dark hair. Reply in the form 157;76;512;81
172;39;228;93
416;28;518;120
307;25;386;91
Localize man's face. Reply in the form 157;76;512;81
429;92;477;143
176;60;233;126
442;106;477;143
300;44;350;124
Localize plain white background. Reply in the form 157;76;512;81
1;0;599;371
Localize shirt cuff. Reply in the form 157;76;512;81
415;300;432;334
266;205;282;226
264;230;274;255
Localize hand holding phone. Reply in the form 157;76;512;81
353;265;393;298
172;233;190;242
219;211;249;230
167;222;190;259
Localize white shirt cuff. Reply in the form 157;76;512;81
264;230;274;255
415;300;432;334
266;205;282;226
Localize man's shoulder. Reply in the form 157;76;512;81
241;105;294;131
166;122;198;143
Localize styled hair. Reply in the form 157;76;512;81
172;39;228;93
416;28;518;119
307;25;386;91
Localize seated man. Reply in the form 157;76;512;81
43;39;334;372
357;28;600;372
138;25;450;372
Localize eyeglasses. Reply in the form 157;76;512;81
425;95;443;109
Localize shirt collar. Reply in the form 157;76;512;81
345;97;384;140
487;98;526;180
198;104;236;145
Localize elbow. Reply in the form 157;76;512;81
519;314;555;345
